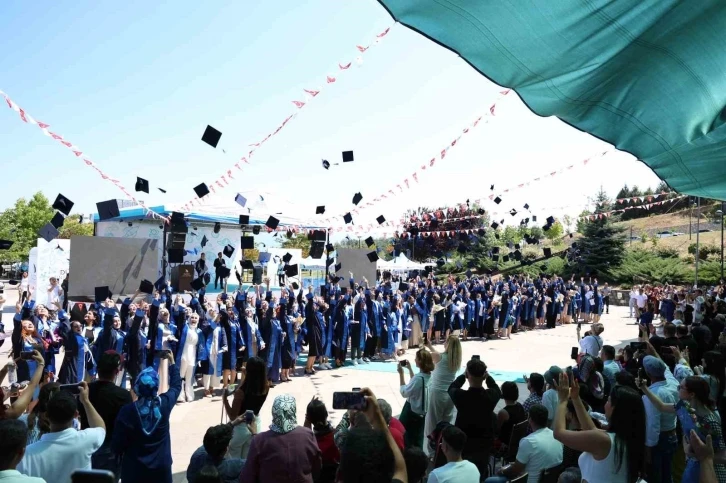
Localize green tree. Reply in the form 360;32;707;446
0;192;55;261
278;235;312;258
575;189;626;278
58;215;94;239
543;221;564;245
576;210;591;234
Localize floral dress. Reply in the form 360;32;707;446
677;400;726;482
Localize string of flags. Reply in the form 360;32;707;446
310;89;512;227
0;89;168;222
182;25;395;212
578;194;687;222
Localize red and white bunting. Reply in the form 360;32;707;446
579;195;687;222
0;90;168;222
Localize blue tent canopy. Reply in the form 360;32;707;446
378;0;726;200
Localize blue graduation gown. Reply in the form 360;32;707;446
58;331;88;384
203;323;228;377
175;323;206;364
266;318;283;382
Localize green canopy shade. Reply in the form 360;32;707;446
378;0;726;200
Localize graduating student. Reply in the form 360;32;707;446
304;292;325;375
332;295;350;368
349;297;368;366
12;301;45;391
201;309;228;396
57;320;89;385
281;298;301;381
219;306;244;391
175;312;206;403
266;306;285;384
364;290;383;361
123;306;148;384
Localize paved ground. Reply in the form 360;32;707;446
0;287;638;483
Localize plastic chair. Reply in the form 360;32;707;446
504;420;529;462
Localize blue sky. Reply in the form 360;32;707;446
1;0;662;234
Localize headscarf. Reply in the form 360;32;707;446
133;367;162;435
269;394;297;434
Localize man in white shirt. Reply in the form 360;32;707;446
486;404;563;483
0;419;47;482
46;277;63;311
635;289;648;317
577;323;604;357
18;382;106;482
428;426;480;483
541;366;563;425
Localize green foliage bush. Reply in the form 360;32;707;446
611;250;692;285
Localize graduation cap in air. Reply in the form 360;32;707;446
223;244;235;258
280;252;292;264
366;251;379;263
569;233;574;238
543;247;552;258
139;279;154;294
342;151;354;162
352;192;363;205
546;216;555;225
94;286;111;303
458;232;468;241
285;264;299;277
335;263;342;272
457;243;468;253
213;222;221;234
490;184;495;190
502;255;510;263
240;236;254;249
478;208;485;215
291;281;299;290
524;203;530;210
513;250;522;261
492;247;500;255
532;215;538;222
376;215;385;225
466;269;473;278
200;235;209;248
135;177;149;194
239;215;249;225
265;216;279;230
0;240;13;250
252;226;261;235
477;228;486;236
430;219;439;229
543;223;552;231
316;206;325;215
509;209;517;217
491;222;499;230
158;188;167;194
322;160;330;170
493;196;502;205
326;243;334;253
190;277;205;291
235;193;247;208
52;194;74;216
365;236;374;248
201;125;222;148
38;223;59;243
50;212;65;229
343;213;353;224
436;258;445;267
194;183;210;199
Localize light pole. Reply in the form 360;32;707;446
695;197;701;287
718;203;724;281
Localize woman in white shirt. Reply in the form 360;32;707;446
553;373;646;483
19;272;30;304
422;335;462;456
397;348;433;449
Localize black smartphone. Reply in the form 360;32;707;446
351;387;361;392
332;391;366;410
60;383;82;395
243;410;255;424
399;360;408;367
570;347;579;360
630;342;647;351
638;368;646;381
71;469;115;483
20;351;34;360
472;355;481;361
154;349;171;358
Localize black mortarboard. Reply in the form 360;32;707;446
523;203;530;210
343;213;353;224
201;235;208;248
239;215;249;225
543;223;551;231
376;215;386;225
502;255;509;262
514;250;522;260
366;251;379;263
282;252;293;263
493;196;502;205
466;269;472;278
190;277;205;291
313;230;326;241
167;248;184;263
213;222;221;234
335;263;342;272
0;240;13;250
135;177;149;194
266;216;279;230
342;151;354;162
399;282;409;291
458;232;467;241
457;244;468;253
94;286;111;303
322;159;330;170
491;222;499;230
532;215;538;222
477;228;485;236
252;226;261;235
52;194;74;216
158;188;167;194
96;200;120;221
194;183;210;199
291;281;299;290
50;212;65;229
436;258;445;267
492;247;500;254
569;233;573;238
546;216;555;225
543;247;552;258
500;219;505;224
352;192;363;205
202;125;222;148
285;264;299;277
139;279;154;294
153;276;166;291
316;206;325;215
38;223;59;242
365;236;374;248
240;236;254;249
509;209;517;216
490;184;494;190
223;244;235;258
478;208;485;215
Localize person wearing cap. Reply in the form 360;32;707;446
542;366;563;426
577;323;604;357
641;353;679;482
364;290;383;362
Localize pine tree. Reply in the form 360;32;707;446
575;189;626;278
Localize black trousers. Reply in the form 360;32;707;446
364;335;379;358
603;295;610;313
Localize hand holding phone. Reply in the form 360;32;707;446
332;391;366;410
60;383;82;396
20;351;34;361
243;410;255;424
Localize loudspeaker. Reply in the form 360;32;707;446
310;240;325;259
170;264;194;291
241;260;264;284
167;232;186;250
167;248;184;264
